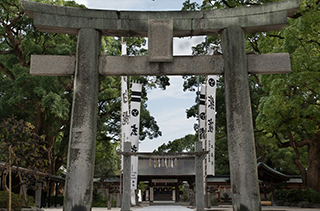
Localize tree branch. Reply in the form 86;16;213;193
0;62;14;81
267;34;285;39
295;139;312;148
291;0;320;19
2;9;26;67
0;50;14;55
288;132;307;183
251;74;263;87
221;0;233;8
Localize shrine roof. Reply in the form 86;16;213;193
257;162;291;183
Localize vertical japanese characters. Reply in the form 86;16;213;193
130;83;142;191
206;76;217;176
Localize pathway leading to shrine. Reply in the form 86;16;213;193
43;206;320;211
135;205;192;211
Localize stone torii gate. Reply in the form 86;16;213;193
21;0;300;211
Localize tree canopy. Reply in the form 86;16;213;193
0;0;169;179
178;0;320;190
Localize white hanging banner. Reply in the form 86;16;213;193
121;41;127;56
121;76;130;171
130;82;142;193
206;76;217;176
199;85;206;194
199;85;206;147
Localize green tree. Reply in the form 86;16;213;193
0;0;168;178
256;0;320;191
182;0;320;190
154;134;197;153
0;0;77;175
0;116;47;191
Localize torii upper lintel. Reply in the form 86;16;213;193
21;0;299;37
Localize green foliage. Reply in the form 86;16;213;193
0;191;22;209
180;0;320;188
0;0;170;179
26;195;36;207
0;191;35;208
154;134;197;152
138;181;148;196
255;0;320;190
215;137;229;175
0;116;47;173
275;188;320;204
0;0;79;176
91;190;108;207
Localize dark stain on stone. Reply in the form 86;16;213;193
158;62;165;74
71;205;87;211
240;204;249;211
232;184;237;193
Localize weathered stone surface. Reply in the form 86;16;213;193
63;28;101;211
195;141;205;211
29;53;291;76
121;142;131;211
30;55;75;76
21;0;300;37
100;55;223;76
247;53;291;74
221;26;261;211
148;19;173;62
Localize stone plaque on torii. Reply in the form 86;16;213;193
21;0;300;211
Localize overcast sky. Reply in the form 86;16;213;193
74;0;204;152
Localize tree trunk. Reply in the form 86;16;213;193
9;146;12;211
1;169;9;192
305;137;320;192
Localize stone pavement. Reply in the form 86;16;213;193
42;205;320;211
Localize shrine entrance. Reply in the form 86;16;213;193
137;156;197;203
21;1;300;211
153;186;173;201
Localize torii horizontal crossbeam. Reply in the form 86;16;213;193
21;0;299;37
29;53;291;76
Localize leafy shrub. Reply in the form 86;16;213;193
286;189;303;203
303;188;320;204
275;189;287;201
92;197;108;207
26;195;36;207
275;188;320;204
91;190;108;207
0;191;22;209
210;198;219;206
0;191;35;209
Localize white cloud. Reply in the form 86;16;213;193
173;36;205;55
147;76;193;101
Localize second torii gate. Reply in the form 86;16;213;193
21;0;300;211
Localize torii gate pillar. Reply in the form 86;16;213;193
64;28;101;211
221;26;260;211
